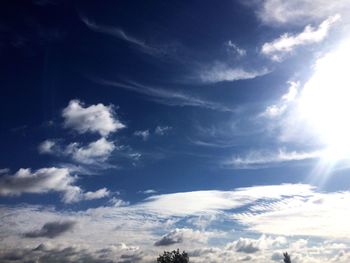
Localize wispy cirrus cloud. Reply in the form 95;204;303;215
224;149;321;169
96;79;234;112
261;15;341;61
198;63;270;83
81;16;159;57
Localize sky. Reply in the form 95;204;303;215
1;0;350;262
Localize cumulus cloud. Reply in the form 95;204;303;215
0;167;109;203
226;235;286;254
224;149;321;169
62;100;125;137
154;228;206;246
24;221;75;238
65;138;116;165
261;15;340;61
84;188;110;200
255;0;350;25
199;63;269;83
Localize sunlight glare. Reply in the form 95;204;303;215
298;39;350;161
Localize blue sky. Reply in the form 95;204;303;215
1;0;350;262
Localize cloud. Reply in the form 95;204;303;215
24;221;75;238
225;41;246;57
96;79;234;112
81;16;159;57
62;99;125;137
0;167;109;203
198;63;270;83
224;149;321;169
134;130;150;141
84;188;110;200
65;138;116;165
154;228;206;246
255;0;350;25
38;139;57;154
261;81;299;118
3;184;350;262
261;15;340;61
136;184;314;216
108;197;130;207
226;235;286;254
140;189;157;194
155;126;172;136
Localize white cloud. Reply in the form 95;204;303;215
224;149;321;169
199;63;270;83
262;81;299;118
155;126;172;136
62;100;125;137
232;190;350;240
38;139;57;154
136;184;314;216
225;40;246;57
261;15;340;61
97;79;234;112
140;189;157;194
0;167;109;203
3;184;350;262
83;188;110;200
134;130;150;141
255;0;350;25
65;138;116;165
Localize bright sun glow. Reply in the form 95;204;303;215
298;39;350;161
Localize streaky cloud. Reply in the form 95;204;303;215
224;149;322;169
95;78;234;112
261;15;341;61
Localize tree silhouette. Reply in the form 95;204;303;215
157;249;189;263
283;252;291;263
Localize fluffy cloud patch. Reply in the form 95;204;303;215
0;167;109;203
261;15;340;61
255;0;350;25
65;138;116;165
226;235;286;254
62;100;125;137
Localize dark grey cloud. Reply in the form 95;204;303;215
154;235;182;246
234;240;260;254
0;244;115;263
24;221;75;238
